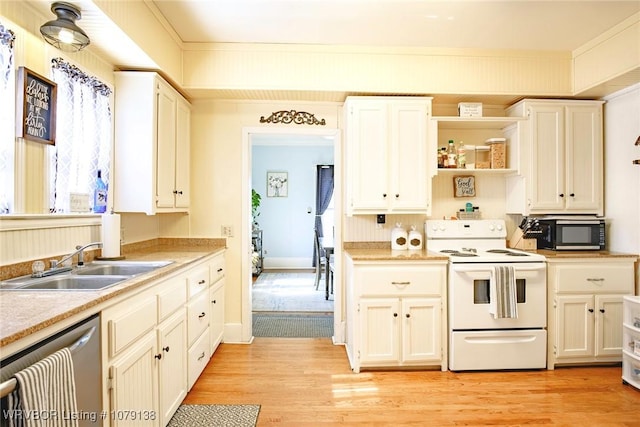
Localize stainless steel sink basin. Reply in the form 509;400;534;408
9;275;129;291
75;261;173;276
0;260;173;291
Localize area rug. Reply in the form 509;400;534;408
252;271;333;312
252;312;333;337
167;404;260;427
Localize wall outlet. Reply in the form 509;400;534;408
222;225;233;237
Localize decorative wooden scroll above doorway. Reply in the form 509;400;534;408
259;110;326;126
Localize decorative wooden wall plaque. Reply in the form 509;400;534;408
16;67;57;145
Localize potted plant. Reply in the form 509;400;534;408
252;189;261;231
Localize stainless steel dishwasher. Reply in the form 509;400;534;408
0;313;102;426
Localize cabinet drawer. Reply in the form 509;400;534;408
623;325;640;357
157;279;187;322
187;265;209;298
554;264;633;293
187;328;210;390
356;265;444;296
187;291;209;345
108;298;157;358
624;296;640;328
210;255;225;284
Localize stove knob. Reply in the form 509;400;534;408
431;224;438;232
439;224;446;231
488;224;495;231
496;223;503;231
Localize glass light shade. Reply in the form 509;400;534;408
40;2;90;52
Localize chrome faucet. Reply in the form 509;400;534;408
33;242;103;277
52;242;103;268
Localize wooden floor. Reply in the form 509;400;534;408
185;338;640;426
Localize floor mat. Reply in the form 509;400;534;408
252;312;333;337
167;404;260;427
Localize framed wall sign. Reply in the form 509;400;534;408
453;175;476;197
16;67;57;145
267;171;288;197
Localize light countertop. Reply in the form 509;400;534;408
0;240;225;349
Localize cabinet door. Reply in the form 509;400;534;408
564;104;602;212
555;294;593;359
359;298;400;364
174;98;191;209
158;310;187;426
595;295;624;357
401;298;441;363
527;104;565;212
210;280;225;353
389;101;429;212
346;100;389;212
156;80;178;209
109;332;160;427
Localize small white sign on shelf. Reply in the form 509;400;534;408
458;102;483;117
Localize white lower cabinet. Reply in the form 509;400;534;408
547;257;636;369
345;257;447;373
102;251;226;426
359;297;441;365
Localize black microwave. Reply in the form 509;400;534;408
536;218;605;250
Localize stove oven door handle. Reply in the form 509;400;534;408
454;266;545;273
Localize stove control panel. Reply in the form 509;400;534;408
425;219;507;239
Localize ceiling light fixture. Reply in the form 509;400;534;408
40;2;90;52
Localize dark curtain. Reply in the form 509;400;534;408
312;165;334;265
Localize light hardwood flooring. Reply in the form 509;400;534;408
185;338;640;426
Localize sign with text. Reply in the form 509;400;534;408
453;175;476;197
16;67;57;145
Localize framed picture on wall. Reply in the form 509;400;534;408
267;171;288;197
453;175;476;197
16;67;57;145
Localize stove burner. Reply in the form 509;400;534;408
449;252;478;257
506;252;529;256
440;250;459;253
486;248;530;257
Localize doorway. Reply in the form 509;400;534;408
241;127;343;342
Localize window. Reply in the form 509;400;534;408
49;58;112;213
0;23;15;214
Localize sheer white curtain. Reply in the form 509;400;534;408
0;23;15;214
49;58;112;213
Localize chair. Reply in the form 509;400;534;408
313;229;327;290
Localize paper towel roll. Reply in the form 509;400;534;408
101;213;121;258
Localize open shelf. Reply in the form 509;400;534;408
432;116;525;130
435;168;517;175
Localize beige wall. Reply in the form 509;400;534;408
189;100;341;326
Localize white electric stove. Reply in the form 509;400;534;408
425;219;548;371
425;219;546;263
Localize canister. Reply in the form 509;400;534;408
408;226;423;250
391;223;408;250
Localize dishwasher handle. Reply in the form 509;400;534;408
0;325;97;399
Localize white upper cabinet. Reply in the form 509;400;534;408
114;72;191;215
344;96;433;215
506;99;604;216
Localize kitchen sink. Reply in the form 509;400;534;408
14;275;130;291
75;261;173;276
0;260;173;291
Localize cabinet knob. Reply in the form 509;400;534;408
588;308;594;313
163;346;170;353
212;300;217;304
382;193;387;198
599;309;605;313
395;194;400;198
217;268;223;273
393;313;398;317
559;193;564;198
198;312;206;318
173;190;183;195
154;353;162;360
198;279;206;285
569;193;575;197
405;313;411;318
